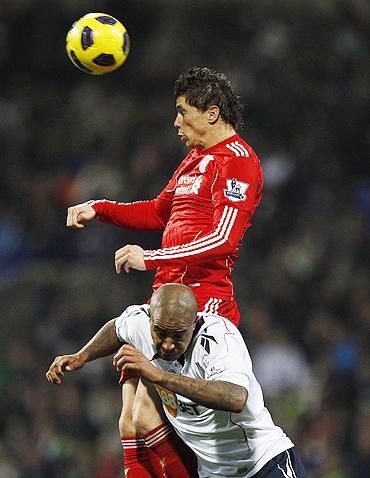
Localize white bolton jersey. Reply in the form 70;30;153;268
115;305;293;477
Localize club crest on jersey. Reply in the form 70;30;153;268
224;178;249;202
198;154;215;173
175;175;203;195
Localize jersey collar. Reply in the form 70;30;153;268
195;133;240;155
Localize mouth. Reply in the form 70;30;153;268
178;132;187;142
160;351;177;361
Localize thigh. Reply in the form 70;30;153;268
254;448;306;478
132;379;168;434
119;377;139;436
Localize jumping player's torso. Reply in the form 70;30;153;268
152;134;263;302
163;151;217;245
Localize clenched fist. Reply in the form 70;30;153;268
66;202;96;229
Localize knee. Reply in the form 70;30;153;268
131;406;153;435
132;399;166;435
119;379;166;436
118;396;162;436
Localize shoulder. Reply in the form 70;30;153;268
190;315;252;376
117;304;149;320
226;135;260;162
115;304;156;357
115;304;150;334
194;314;242;352
212;136;261;173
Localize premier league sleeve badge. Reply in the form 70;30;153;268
224;178;249;202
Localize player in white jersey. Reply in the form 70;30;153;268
46;284;306;478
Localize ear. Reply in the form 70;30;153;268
208;105;220;125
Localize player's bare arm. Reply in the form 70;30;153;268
160;372;247;413
115;244;146;273
114;344;248;413
46;353;87;384
77;319;122;360
46;319;122;384
66;202;96;229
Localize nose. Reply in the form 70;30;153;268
174;113;181;129
162;338;175;351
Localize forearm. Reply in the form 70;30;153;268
90;199;166;230
78;319;122;362
155;372;247;413
143;208;252;269
144;241;232;269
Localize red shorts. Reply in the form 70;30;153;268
119;296;240;385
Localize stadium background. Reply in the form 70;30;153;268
1;0;369;476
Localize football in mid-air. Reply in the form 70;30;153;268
66;13;130;75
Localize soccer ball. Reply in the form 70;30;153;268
66;13;130;75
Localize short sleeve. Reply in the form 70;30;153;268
199;328;253;389
115;305;145;343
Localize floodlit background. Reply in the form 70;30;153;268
1;1;369;477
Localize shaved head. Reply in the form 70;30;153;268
149;284;198;360
150;284;198;326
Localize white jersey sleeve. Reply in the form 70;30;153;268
114;304;158;360
194;316;253;389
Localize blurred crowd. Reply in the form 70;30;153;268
0;0;369;477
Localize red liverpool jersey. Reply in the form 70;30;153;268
90;134;263;302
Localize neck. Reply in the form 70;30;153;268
201;124;236;150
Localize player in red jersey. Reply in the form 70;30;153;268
66;67;263;477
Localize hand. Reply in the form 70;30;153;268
66;202;96;229
113;345;163;383
115;244;146;274
46;353;86;384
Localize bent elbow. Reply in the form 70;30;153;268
215;238;239;260
224;238;238;255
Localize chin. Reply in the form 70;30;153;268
185;139;193;148
183;137;195;148
161;353;177;361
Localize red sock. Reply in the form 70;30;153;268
121;436;166;478
144;424;198;478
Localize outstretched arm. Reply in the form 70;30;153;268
87;162;180;230
113;344;248;413
66;199;169;231
89;198;169;231
77;319;122;361
46;319;122;384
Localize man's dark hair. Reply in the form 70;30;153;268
174;67;244;131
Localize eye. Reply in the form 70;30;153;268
154;328;165;339
173;334;185;342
